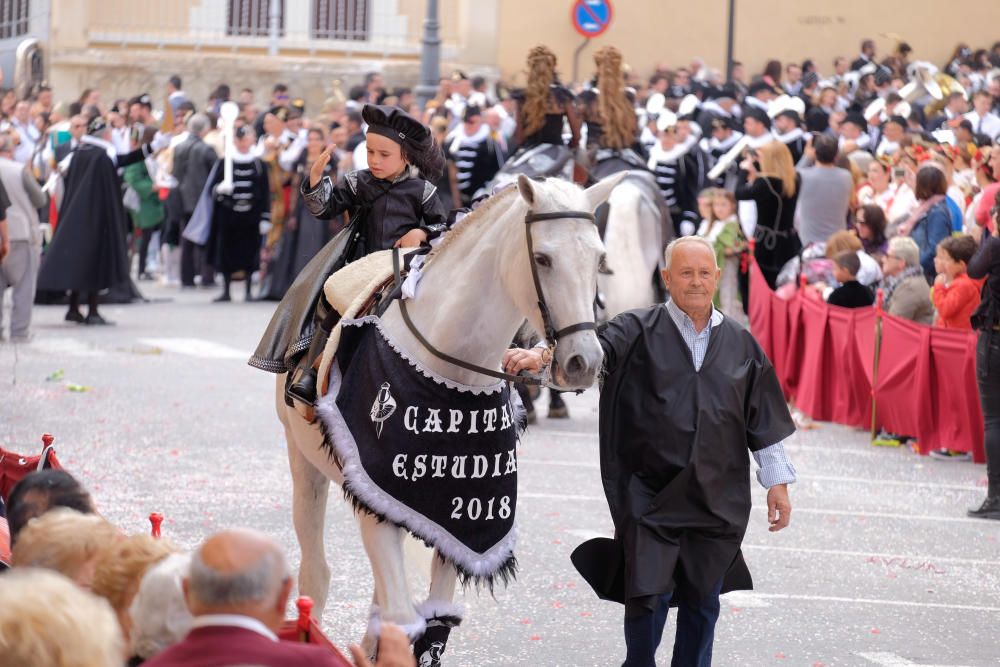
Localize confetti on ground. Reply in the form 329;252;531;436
45;369;65;381
66;383;90;393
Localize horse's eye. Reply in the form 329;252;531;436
533;253;552;268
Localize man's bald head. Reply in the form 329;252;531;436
185;529;291;628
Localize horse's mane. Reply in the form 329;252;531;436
426;178;587;268
424;185;523;263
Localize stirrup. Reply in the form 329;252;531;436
286;367;318;407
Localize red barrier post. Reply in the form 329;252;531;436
870;289;884;443
296;596;314;642
149;512;164;538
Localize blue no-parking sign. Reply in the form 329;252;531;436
571;0;613;38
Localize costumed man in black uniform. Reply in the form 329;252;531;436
36;117;166;325
700;116;744;190
648;111;702;237
445;105;505;206
773;108;806;164
251;105;448;411
208;125;272;302
503;236;796;667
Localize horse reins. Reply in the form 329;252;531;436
395;208;598;385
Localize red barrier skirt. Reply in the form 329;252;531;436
792;297;874;428
749;262;796;398
926;326;985;462
749;261;985;463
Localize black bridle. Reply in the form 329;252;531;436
396;208;598;385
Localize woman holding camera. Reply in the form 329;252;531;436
736;141;802;288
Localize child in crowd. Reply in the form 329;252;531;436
696;187;716;233
827;251;875;308
698;189;745;321
932;234;981;329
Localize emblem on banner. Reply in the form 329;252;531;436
369;381;397;439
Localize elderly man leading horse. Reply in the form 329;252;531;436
506;235;797;666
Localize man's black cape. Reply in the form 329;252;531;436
572;305;795;609
37;143;132;294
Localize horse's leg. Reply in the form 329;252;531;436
414;553;463;667
357;511;425;650
277;375;332;611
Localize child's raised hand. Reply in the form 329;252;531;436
309;145;335;188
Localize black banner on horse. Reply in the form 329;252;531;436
316;317;522;586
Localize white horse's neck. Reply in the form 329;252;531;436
380;191;529;387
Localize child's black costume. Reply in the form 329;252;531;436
250;105;448;403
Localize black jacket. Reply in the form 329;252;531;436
736;174;802;287
301;168;447;260
573;306;795;609
173;136;218;215
969;229;1000;330
827;280;875;309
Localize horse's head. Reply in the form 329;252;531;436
507;173;625;390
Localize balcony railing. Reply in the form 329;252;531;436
85;0;422;57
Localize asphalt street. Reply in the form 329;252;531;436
2;283;999;666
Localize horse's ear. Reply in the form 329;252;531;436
583;173;627;212
517;174;536;206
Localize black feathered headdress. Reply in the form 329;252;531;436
361;104;444;182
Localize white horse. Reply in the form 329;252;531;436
275;174;622;657
597;170;673;319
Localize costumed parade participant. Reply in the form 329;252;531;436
445;105;505;206
207;125;272;303
36;117;166;325
580;45;644;176
250;104;448;407
770;98;807;164
648;110;702;236
701;117;745;191
281;126;340;281
504;236;796;667
257;106;297;300
513;46;580;152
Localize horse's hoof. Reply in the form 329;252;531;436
548;406;569;419
525;409;537;425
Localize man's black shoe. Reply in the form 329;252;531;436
84;313;114;326
287;368;318;406
65;310;85;323
967;496;1000;520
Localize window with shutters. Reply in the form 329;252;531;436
227;0;285;37
0;0;30;39
312;0;369;41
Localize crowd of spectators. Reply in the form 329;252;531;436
0;468;415;666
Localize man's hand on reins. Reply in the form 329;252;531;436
503;347;546;375
767;484;792;532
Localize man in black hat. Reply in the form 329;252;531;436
36;117;164;324
444;105;504;206
700;116;744;190
773;109;805;164
694;85;739;137
504;235;796;667
742;106;773;149
838;112;871;153
745;81;777;112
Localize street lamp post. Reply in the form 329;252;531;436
725;0;735;82
415;0;441;109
